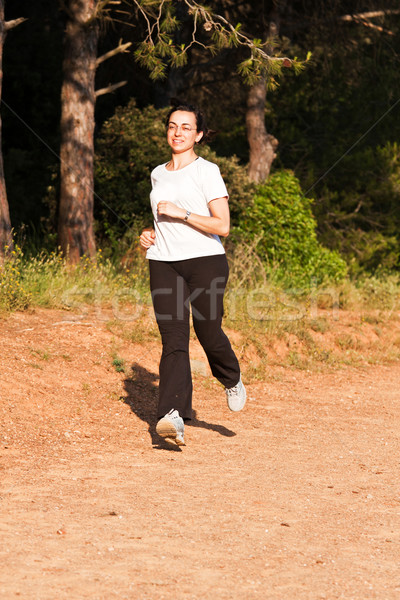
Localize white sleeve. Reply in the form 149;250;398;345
201;162;229;203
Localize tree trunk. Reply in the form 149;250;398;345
246;4;283;183
59;0;99;263
246;78;278;183
0;1;13;261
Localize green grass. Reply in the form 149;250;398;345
29;347;51;361
112;356;126;373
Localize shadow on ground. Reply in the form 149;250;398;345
123;362;236;450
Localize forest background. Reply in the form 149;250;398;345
1;0;400;314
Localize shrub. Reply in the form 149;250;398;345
95;101;169;251
235;170;348;286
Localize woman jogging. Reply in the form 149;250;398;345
139;100;246;447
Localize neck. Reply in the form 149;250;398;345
168;150;198;171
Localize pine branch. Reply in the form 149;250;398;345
354;17;394;36
182;0;295;67
94;0;122;20
96;41;132;67
130;0;307;84
339;10;400;36
95;80;127;98
5;17;27;32
131;0;153;40
339;10;400;22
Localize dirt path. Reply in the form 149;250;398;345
1;309;400;599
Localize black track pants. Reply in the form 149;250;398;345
149;254;240;420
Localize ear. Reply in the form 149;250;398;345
195;131;204;144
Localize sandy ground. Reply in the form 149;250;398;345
1;308;400;599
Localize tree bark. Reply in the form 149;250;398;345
58;0;99;263
246;4;283;183
0;1;13;261
246;78;278;182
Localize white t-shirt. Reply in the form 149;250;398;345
146;157;228;261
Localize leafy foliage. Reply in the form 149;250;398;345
267;6;400;273
130;0;305;84
315;142;400;274
95;100;170;248
235;170;348;286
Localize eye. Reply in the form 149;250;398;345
182;126;192;132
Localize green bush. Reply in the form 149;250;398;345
95;101;170;251
235;170;348;286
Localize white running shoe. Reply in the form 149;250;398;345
226;376;247;412
156;409;185;446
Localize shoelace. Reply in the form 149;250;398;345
226;383;240;396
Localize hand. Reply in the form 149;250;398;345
139;228;155;249
157;201;185;220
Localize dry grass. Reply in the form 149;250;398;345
2;243;400;373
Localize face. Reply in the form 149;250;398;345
167;110;204;153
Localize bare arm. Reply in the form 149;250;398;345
157;197;230;237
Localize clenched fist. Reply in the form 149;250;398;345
157;201;185;220
139;228;156;249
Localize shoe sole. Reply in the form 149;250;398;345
228;401;246;412
156;420;185;446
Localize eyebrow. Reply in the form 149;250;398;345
168;120;194;126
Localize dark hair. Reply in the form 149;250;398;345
165;98;209;144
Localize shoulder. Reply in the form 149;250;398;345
196;157;222;177
151;163;167;178
196;156;219;171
